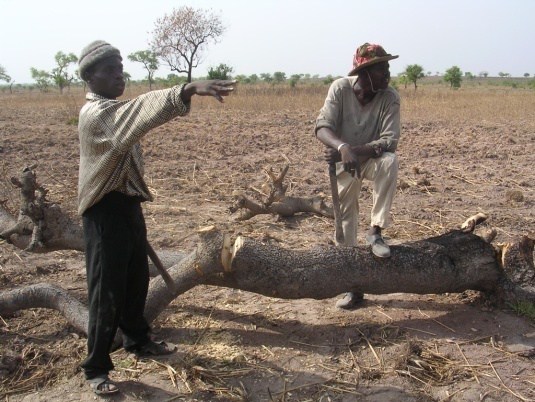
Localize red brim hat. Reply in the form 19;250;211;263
348;43;398;76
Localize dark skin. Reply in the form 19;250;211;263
316;61;391;237
83;55;235;102
82;55;234;394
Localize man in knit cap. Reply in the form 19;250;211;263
315;42;400;309
77;39;235;395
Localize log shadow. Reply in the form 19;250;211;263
154;293;534;355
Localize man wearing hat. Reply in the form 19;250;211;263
77;40;235;395
315;43;400;309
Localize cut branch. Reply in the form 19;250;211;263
0;283;88;332
230;165;333;220
0;166;84;252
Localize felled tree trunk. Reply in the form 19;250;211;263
143;227;534;321
0;167;534;338
0;202;84;253
1;225;533;337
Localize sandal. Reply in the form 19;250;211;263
88;376;119;395
134;340;176;357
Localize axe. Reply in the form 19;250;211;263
329;162;345;245
146;240;176;293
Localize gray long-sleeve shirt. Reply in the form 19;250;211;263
77;85;190;215
315;76;400;152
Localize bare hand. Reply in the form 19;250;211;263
323;146;340;164
340;146;361;178
372;145;384;158
182;80;236;103
324;145;361;178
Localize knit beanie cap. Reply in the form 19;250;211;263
78;40;121;80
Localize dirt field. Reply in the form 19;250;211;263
0;84;534;401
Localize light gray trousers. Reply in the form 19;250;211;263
335;152;398;246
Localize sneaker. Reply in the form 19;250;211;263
366;234;391;258
335;292;364;309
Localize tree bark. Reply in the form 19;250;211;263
0;203;84;252
0;283;88;331
207;231;502;298
2;225;532;338
147;228;533;306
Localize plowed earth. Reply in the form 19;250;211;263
0;87;534;401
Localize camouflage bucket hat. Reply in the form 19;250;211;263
348;43;398;76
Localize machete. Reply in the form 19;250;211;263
329;162;345;245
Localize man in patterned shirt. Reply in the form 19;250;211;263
315;43;400;309
77;40;235;395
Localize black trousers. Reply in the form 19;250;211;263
81;192;151;379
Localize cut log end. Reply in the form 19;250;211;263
221;234;233;272
218;233;246;273
230;236;244;270
461;212;488;233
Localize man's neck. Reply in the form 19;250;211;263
353;86;376;106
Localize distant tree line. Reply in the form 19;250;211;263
398;64;463;89
1;4;534;93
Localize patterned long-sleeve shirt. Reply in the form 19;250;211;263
77;85;190;215
315;76;400;152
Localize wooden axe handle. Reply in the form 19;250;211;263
146;240;176;292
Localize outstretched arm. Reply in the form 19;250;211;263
181;80;236;103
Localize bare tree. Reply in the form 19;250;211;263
150;6;225;83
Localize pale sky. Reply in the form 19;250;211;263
1;0;534;84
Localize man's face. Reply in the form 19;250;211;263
364;62;391;91
86;56;125;99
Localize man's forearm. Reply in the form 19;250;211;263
316;127;347;150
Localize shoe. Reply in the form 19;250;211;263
335;292;364;309
132;340;176;357
366;234;391;258
88;376;119;395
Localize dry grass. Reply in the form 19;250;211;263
0;320;84;398
4;82;535;127
399;86;535;124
